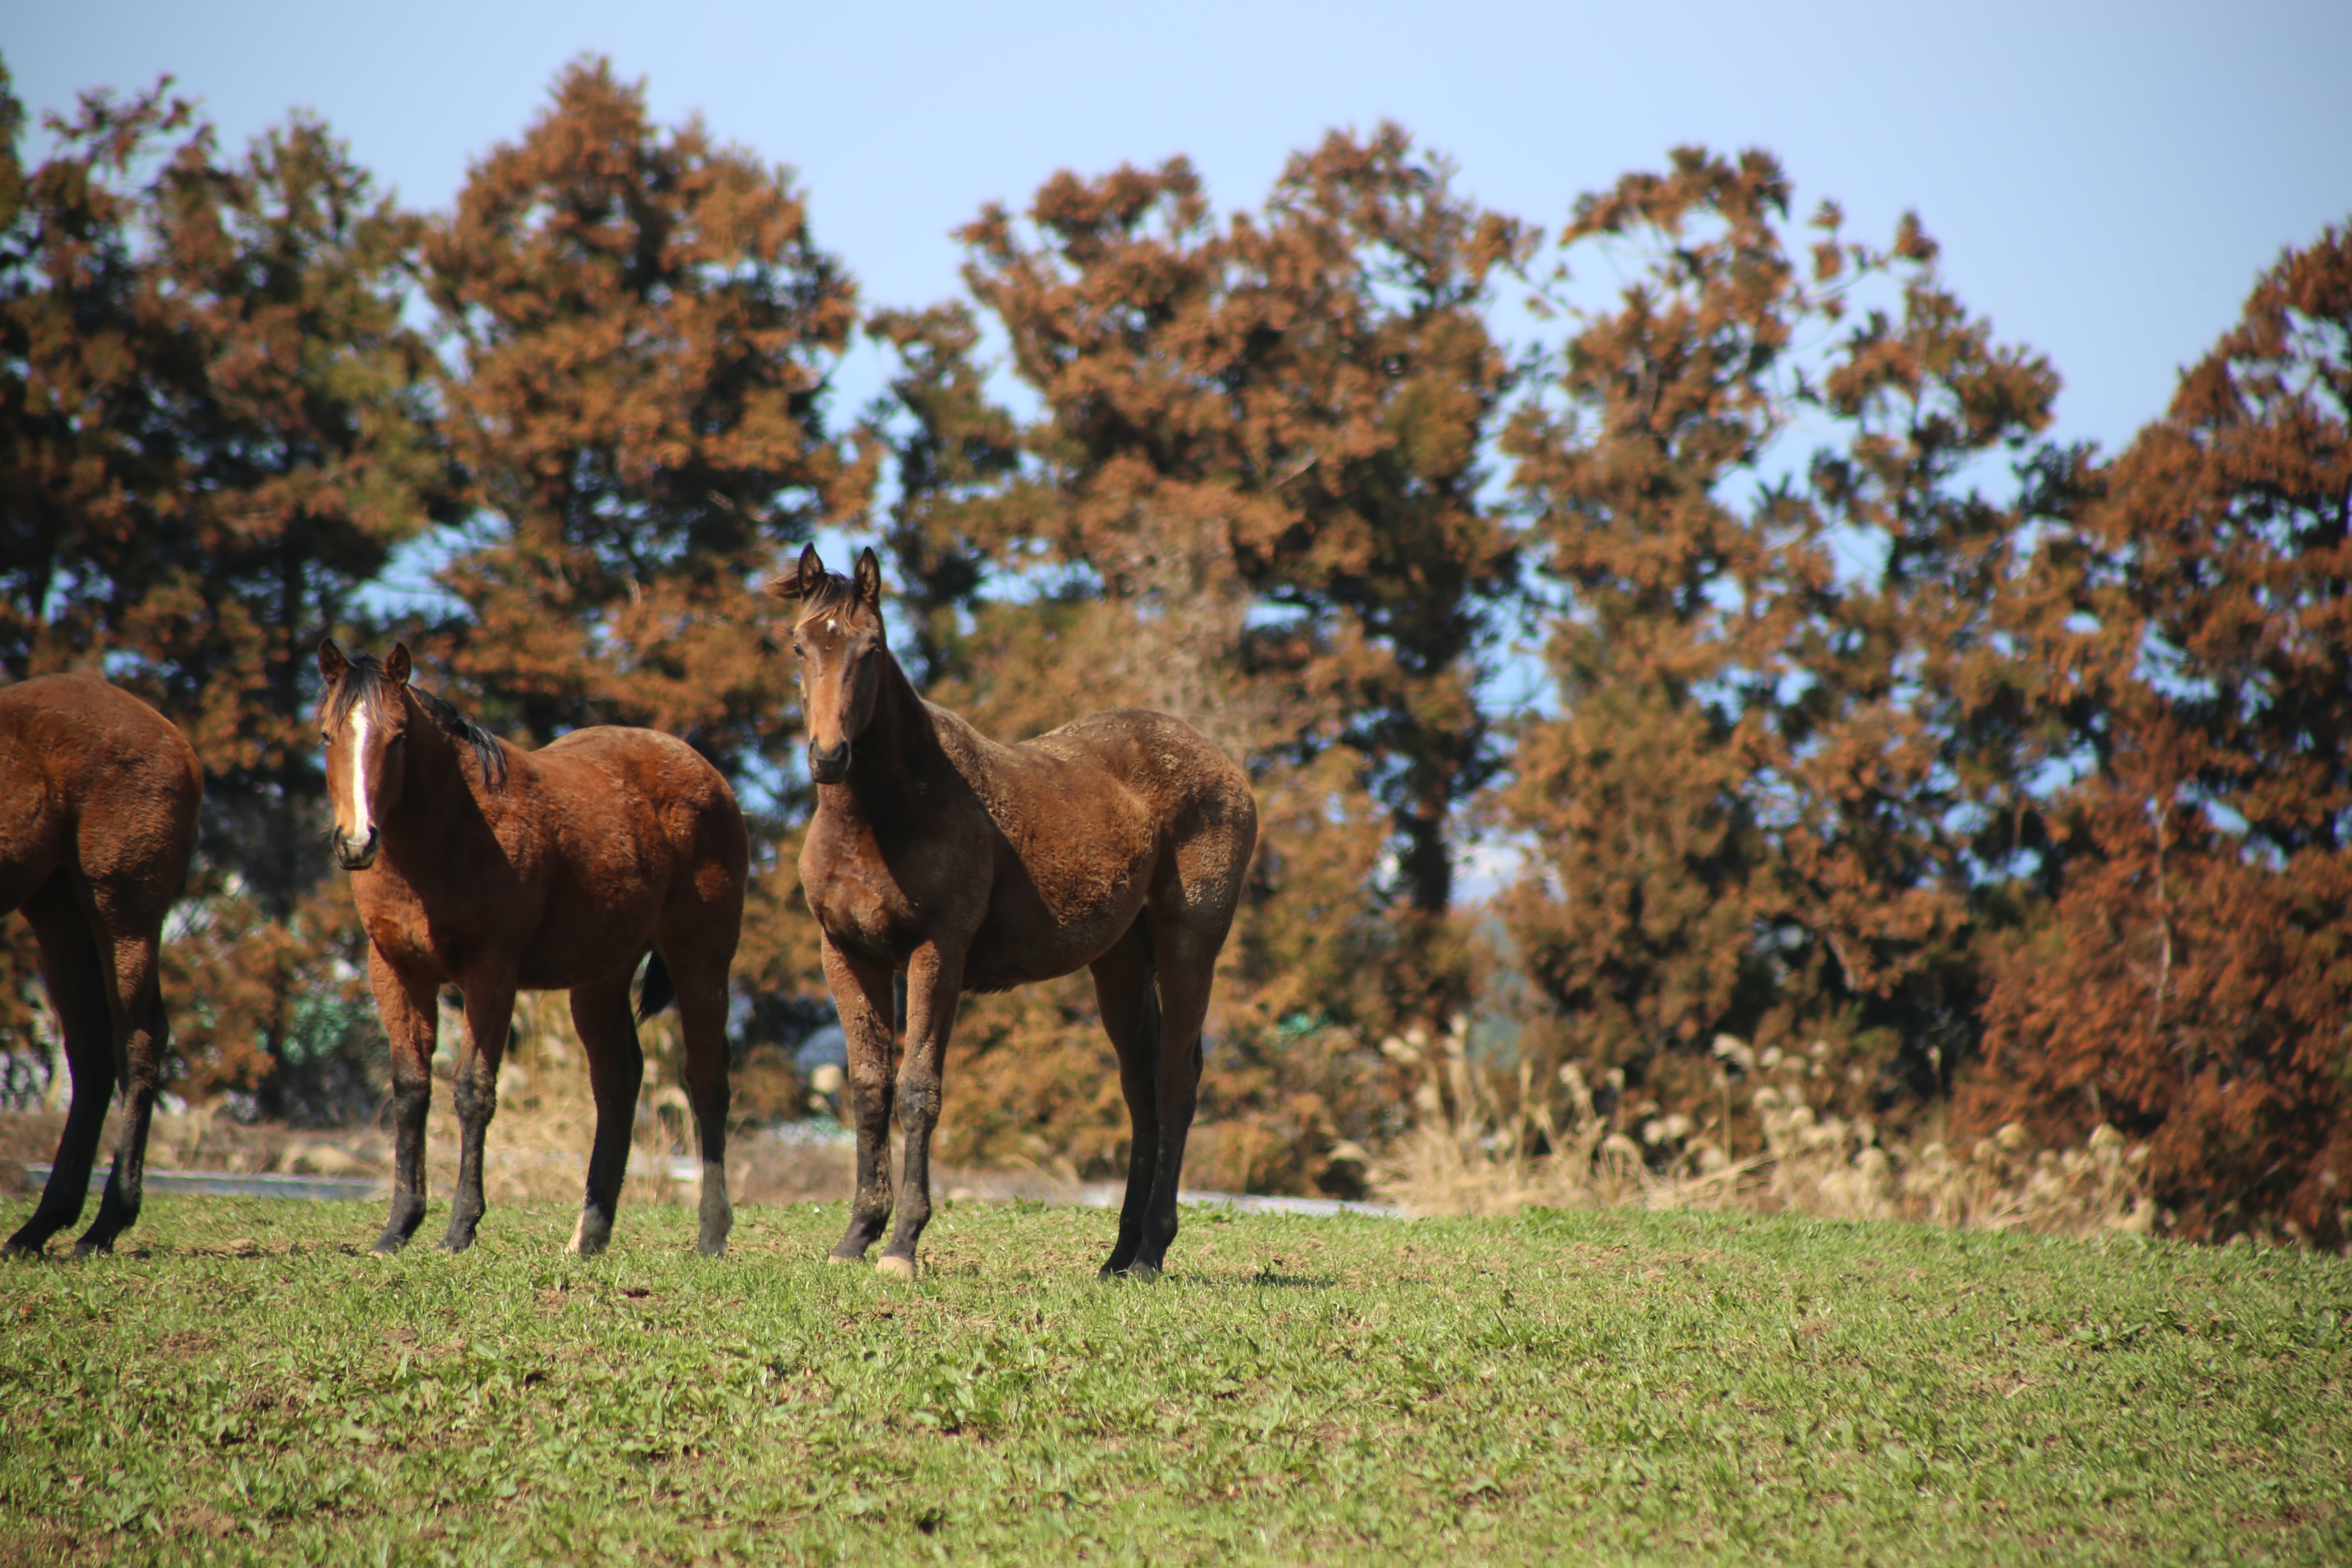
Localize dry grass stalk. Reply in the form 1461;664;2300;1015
416;990;710;1207
1373;1020;2157;1238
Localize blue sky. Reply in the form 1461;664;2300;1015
12;0;2350;459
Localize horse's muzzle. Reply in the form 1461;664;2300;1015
334;826;379;871
809;740;851;785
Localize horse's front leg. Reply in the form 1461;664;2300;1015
819;936;899;1266
369;949;437;1254
880;942;964;1281
441;971;517;1254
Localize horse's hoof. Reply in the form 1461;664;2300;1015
1119;1261;1161;1283
369;1238;405;1257
875;1254;918;1281
696;1239;727;1259
824;1250;864;1266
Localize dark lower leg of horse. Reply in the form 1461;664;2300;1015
679;984;733;1258
831;1073;897;1263
373;1079;431;1254
1131;957;1212;1280
1129;1111;1195;1281
572;978;644;1258
439;1067;498;1253
878;949;960;1280
1090;923;1162;1280
77;987;167;1260
4;898;110;1257
881;1072;942;1279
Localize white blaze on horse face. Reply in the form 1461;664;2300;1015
344;705;374;840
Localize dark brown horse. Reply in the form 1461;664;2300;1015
774;546;1258;1280
316;641;748;1256
1;675;201;1257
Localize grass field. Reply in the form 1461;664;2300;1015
2;1195;2348;1565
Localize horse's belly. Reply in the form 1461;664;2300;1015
513;903;662;992
960;896;1140;992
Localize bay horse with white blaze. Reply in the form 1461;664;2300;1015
776;546;1258;1281
1;675;200;1257
316;641;748;1256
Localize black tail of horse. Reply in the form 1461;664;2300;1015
1134;921;1162;1065
637;952;675;1023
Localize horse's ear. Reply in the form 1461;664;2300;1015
317;638;347;683
855;548;882;609
386;643;412;686
766;542;823;602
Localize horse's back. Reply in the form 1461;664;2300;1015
527;725;748;899
0;676;200;910
1012;708;1255;861
949;706;1255;984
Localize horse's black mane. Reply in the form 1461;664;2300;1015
321;655;508;788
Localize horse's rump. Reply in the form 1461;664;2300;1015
0;676;200;909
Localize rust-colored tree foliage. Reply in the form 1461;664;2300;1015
860;129;1527;1190
1959;227;2352;1244
9;42;2350;1237
1500;149;2066;1140
0;62;449;1103
419;58;864;1058
422;56;860;763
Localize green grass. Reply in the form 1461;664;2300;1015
2;1195;2348;1565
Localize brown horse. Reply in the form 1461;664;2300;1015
774;546;1258;1281
316;641;748;1257
1;675;202;1257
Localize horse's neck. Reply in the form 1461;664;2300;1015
837;653;948;816
383;694;494;844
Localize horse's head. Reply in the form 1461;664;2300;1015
768;544;886;786
314;638;414;871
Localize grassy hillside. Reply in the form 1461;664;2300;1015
2;1195;2347;1565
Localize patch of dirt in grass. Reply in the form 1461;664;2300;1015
158;1329;214;1359
0;1521;101;1568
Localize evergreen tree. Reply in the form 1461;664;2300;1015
1960;224;2352;1243
422;55;861;773
0;60;451;1103
1501;150;2065;1139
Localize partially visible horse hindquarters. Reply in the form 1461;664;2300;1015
1;676;201;1258
777;543;1258;1283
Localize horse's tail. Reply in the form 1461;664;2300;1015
1134;920;1163;1064
637;952;676;1023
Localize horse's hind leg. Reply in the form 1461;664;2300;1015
819;936;899;1266
569;972;643;1257
75;912;168;1256
665;950;735;1257
1088;917;1160;1279
1129;913;1225;1281
441;973;517;1253
3;878;112;1257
